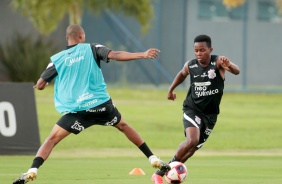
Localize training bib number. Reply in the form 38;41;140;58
0;101;17;137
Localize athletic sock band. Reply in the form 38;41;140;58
170;155;180;163
31;157;45;169
156;170;166;176
138;142;154;158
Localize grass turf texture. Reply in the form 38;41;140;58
2;86;282;183
3;156;282;184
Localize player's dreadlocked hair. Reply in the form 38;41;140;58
194;35;212;48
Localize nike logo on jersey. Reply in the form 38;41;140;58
201;73;207;77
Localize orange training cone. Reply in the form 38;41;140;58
129;168;145;175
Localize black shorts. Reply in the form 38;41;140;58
182;109;217;148
56;99;121;134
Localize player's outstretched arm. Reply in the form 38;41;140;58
168;62;189;101
108;48;160;61
33;78;48;90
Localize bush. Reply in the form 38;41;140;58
0;33;58;82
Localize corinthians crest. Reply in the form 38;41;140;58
208;69;216;79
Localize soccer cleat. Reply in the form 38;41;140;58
149;155;171;173
13;172;37;184
151;173;164;184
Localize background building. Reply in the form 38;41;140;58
1;0;281;92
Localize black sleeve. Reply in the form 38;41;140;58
212;55;219;62
41;62;58;82
91;43;111;63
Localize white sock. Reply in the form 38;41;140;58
149;155;159;164
27;168;38;174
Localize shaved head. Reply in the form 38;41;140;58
194;35;212;48
66;24;85;40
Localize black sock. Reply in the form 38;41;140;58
138;142;154;158
30;157;45;169
170;155;180;163
156;170;166;176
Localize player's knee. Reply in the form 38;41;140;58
45;135;62;146
114;120;128;132
186;137;199;148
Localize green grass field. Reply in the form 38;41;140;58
2;86;282;183
2;155;282;184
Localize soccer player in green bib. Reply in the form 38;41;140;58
13;24;170;184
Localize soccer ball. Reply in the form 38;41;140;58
164;161;188;184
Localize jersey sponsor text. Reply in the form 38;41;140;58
77;92;94;103
65;56;84;66
195;89;219;97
